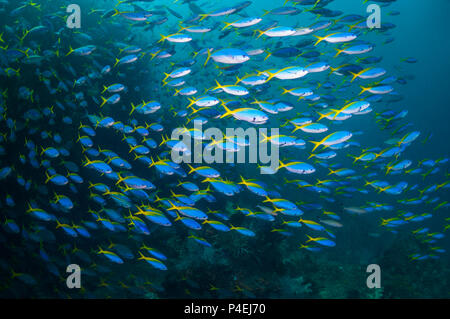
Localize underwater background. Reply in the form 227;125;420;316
0;0;449;298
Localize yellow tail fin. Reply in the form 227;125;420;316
310;141;322;152
203;48;212;67
313;35;326;46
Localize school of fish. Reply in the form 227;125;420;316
0;0;448;298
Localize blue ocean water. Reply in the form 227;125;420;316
0;0;448;299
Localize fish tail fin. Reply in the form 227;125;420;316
349;71;360;82
351;155;360;164
263;196;272;203
129;102;137;115
316;111;329;122
235;75;242;85
115;173;124;185
128;144;136;153
174;211;182;222
385;166;392;176
203;48;212;67
187;97;196;109
281;88;291;95
10;268;22;279
334;48;343;58
264;50;272;61
219;102;232;118
214;79;222;90
162;72;170;83
157;34;167;43
329;66;339;75
177;22;186;33
313;35;325;46
153;194;163;203
359;86;370;95
189;107;199;115
187;164;195;174
66;45;74;56
265;70;277;82
147;156;156;168
55;219;63;229
44;171;51;184
348;23;357;31
136;251;146;260
310;141;321;152
112;8;121;17
99;96;107;108
82;155;92;167
260;131;269;143
364;180;373;187
254;29;264;39
280;119;289;128
222;21;233;31
159;135;168;147
101;85;108;94
199;13;209;21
